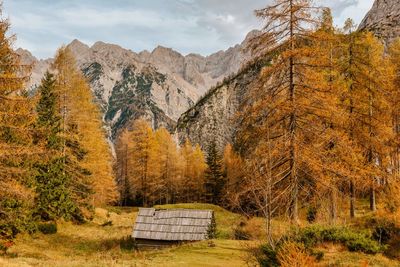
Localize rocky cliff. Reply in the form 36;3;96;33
359;0;400;44
177;1;400;151
18;32;257;139
176;59;266;150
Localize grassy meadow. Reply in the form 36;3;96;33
0;203;399;266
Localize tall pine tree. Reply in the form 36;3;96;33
204;141;225;205
34;72;84;221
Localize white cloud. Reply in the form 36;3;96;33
4;0;375;59
336;0;375;26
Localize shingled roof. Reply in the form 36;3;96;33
132;208;215;241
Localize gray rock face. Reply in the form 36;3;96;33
177;2;400;151
359;0;400;44
17;48;53;91
17;32;257;139
176;60;265;151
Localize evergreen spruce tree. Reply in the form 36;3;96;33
204;141;225;205
35;72;61;149
34;158;81;221
34;72;85;222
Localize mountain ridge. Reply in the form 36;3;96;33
359;0;400;44
18;31;259;139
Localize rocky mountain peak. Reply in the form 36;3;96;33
149;45;185;74
92;41;124;52
16;48;36;64
138;50;151;62
67;39;90;57
19;31;254;141
152;45;181;55
359;0;400;43
244;29;261;41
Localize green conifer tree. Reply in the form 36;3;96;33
204;141;225;204
35;72;61;149
34;72;89;222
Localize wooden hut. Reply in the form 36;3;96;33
132;208;216;246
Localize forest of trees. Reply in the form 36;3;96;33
2;0;400;257
0;12;118;244
230;0;400;244
115;119;227;207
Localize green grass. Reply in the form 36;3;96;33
136;240;250;267
0;204;252;267
1;202;399;267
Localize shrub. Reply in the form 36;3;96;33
366;217;400;245
207;215;217;239
258;244;279;267
38;222;57;234
255;225;384;267
234;227;251;240
0;197;37;241
256;242;318;267
292;225;383;254
233;221;251;240
277;242;317;267
119;236;137;251
365;216;400;259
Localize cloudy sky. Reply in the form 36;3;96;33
4;0;374;59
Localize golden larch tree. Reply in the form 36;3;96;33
0;10;37;242
241;0;340;222
52;47;118;206
125;119;158;207
154;127;182;204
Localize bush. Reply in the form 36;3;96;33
367;217;400;245
234;227;251;240
233;221;251;240
119;236;137;251
292;225;383;254
207;215;217;239
0;198;37;241
38;222;57;234
255;225;384;266
277;242;317;267
256;242;319;267
258;244;279;267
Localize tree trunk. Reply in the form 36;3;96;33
348;33;356;220
290;182;299;222
266;202;274;248
330;189;337;224
350;180;355;218
288;0;298;223
370;185;376;212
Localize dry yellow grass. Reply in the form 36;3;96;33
0;206;252;267
277;242;317;267
1;204;400;267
